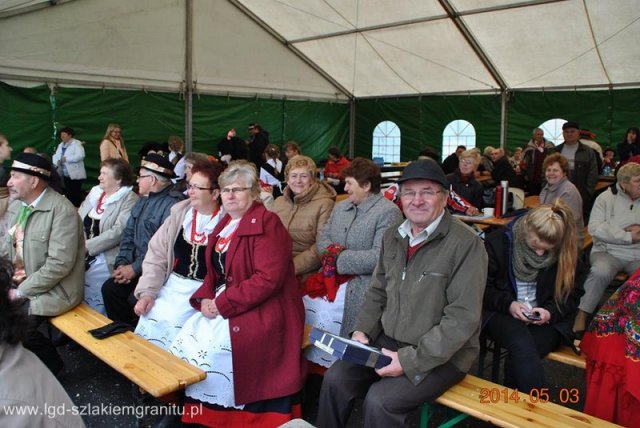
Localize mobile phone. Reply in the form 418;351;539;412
524;311;541;321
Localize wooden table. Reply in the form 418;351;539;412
524;195;540;208
595;180;613;193
453;214;514;228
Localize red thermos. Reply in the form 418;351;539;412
495;184;503;218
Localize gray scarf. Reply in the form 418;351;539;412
512;218;557;282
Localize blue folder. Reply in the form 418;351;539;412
309;327;392;369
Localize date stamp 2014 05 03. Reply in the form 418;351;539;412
479;387;580;405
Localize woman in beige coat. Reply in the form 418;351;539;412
78;158;138;314
99;123;129;162
272;155;336;277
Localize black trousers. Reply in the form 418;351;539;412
63;176;84;207
316;334;465;428
485;312;561;393
101;277;138;326
20;302;63;374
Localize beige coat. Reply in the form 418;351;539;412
2;189;85;316
78;186;138;273
99;138;129;162
0;343;85;427
272;181;336;275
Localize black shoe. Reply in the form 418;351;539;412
51;332;70;347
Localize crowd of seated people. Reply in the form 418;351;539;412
3;120;640;428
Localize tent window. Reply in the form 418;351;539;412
539;118;567;146
372;121;401;163
442;120;476;161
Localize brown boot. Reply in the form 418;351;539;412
573;310;589;339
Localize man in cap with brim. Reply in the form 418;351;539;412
317;159;488;428
102;153;183;326
552;121;599;218
2;152;85;374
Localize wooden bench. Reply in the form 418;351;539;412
50;303;206;397
546;345;586;370
421;374;617;427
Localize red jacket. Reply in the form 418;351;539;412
324;156;350;179
190;202;305;404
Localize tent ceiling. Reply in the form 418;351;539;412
0;0;638;100
237;0;640;97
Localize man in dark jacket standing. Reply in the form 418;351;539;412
102;154;183;325
316;159;487;428
247;123;269;168
441;145;465;174
552;121;599;218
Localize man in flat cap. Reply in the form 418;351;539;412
1;152;84;374
317;159;488;428
552;121;599;218
102;154;183;325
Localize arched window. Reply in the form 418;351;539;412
538;118;567;146
442;120;476;161
372;121;401;163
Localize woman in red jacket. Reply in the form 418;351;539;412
170;160;305;427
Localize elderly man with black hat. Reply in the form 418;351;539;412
101;154;183;325
317;159;488;428
1;152;84;374
552;121;599;218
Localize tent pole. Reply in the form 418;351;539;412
348;99;356;159
185;0;194;152
500;91;508;150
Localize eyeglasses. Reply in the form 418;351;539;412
459;159;475;166
187;184;214;191
400;190;442;200
220;187;251;195
137;175;153;181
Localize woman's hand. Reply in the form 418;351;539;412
465;206;480;216
134;296;155;316
201;298;220;319
509;301;533;323
529;307;551;325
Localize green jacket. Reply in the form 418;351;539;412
2;189;84;316
355;211;487;385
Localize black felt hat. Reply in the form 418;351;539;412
397;159;446;186
10;152;52;180
139;153;177;178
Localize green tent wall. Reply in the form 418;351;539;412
355;89;640;161
2;81;640;187
0;82;350;184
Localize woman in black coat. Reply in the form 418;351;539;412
483;200;587;393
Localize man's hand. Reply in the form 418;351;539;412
8;288;24;301
625;224;640;242
134;296;155;316
112;265;137;284
375;349;404;377
351;331;370;345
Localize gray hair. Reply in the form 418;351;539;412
219;160;261;197
618;162;640;184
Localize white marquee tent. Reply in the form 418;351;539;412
1;0;639;147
